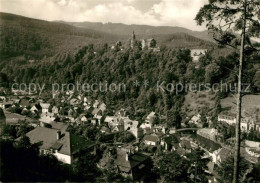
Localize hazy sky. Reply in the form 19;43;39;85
0;0;208;31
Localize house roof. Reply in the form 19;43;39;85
49;121;69;133
20;99;30;107
105;116;115;123
24;127;95;155
39;116;55;123
100;126;110;132
92;108;101;115
218;148;232;162
93;100;99;106
70;98;78;105
32;103;42;110
40;103;50;109
147;111;156;119
114;152;149;172
5;111;34;125
143;135;159;142
180;140;192;149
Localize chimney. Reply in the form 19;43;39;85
57;130;61;140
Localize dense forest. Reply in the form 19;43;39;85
1;42;259;122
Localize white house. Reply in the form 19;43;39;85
40;103;50;115
22;127;95;164
190;49;207;63
218;112;236;125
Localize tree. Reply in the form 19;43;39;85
245;161;260;182
187;148;210;183
153;152;190;182
167;110;182;128
195;1;260;182
72;150;101;182
216;155;250;183
0;108;6;127
205;63;222;85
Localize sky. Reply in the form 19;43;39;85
0;0;208;31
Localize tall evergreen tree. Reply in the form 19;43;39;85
195;1;260;182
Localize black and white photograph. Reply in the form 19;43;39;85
0;0;260;182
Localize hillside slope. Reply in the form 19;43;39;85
0;12;118;59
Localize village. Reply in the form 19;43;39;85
0;82;260;182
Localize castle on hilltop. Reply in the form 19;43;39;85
130;31;160;52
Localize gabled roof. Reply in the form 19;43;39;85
114;152;149;172
24;127;95;156
49;121;69;133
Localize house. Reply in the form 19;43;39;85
0;96;6;109
0;96;6;102
92;108;102;116
141;38;156;49
5;111;34;125
20;127;96;164
100;126;110;134
39;115;56;124
129;127;144;139
52;106;59;115
179;139;192;153
68;108;75;117
0;101;13;109
114;150;151;180
99;103;106;113
93;115;102;125
140;111;157;129
143;134;160;146
197;128;219;141
215;148;232;165
105;116;119;128
111;120;124;132
116;108;128;118
169;127;177;134
69;98;78;106
160;135;179;151
49;121;69;132
40;103;50;115
30;103;42;114
93;100;99;108
218;112;236;125
19;99;30;108
190;49;207;63
80;115;88;123
189;114;202;127
154;123;168;134
121;117;138;131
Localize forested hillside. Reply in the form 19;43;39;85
1;42;259;123
0;12;118;59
